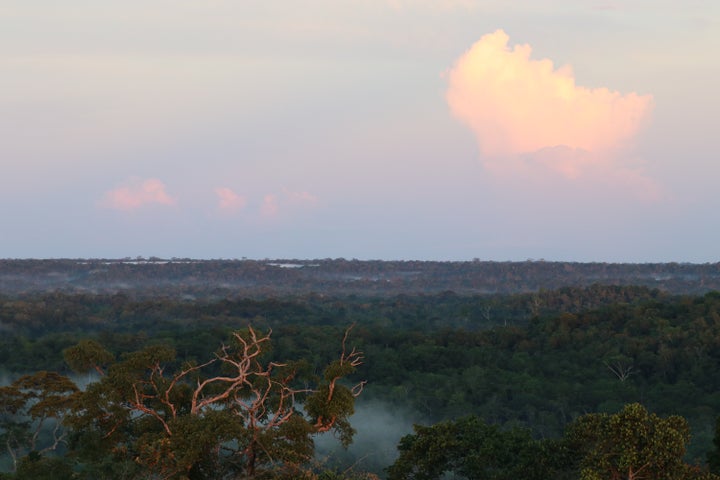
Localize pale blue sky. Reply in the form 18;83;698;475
1;1;718;261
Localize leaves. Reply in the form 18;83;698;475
386;416;555;480
63;339;114;376
0;372;79;473
568;403;693;480
62;326;364;479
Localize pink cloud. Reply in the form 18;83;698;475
215;187;247;212
447;29;653;158
101;178;176;211
445;29;660;199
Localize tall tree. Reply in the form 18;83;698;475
567;403;716;480
0;372;79;472
65;326;364;479
386;415;557;480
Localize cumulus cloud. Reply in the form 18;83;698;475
445;29;658;197
101;178;176;211
215;187;247;212
447;29;653;157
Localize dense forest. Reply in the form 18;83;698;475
2;258;720;296
2;259;720;478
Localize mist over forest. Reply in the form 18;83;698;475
2;258;720;297
3;258;720;479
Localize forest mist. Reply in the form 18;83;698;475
3;259;720;478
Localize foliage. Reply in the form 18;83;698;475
386;415;558;480
63;339;114;376
0;372;79;472
2;452;75;480
567;403;717;480
387;406;720;480
1;258;718;297
64;326;364;479
5;281;720;475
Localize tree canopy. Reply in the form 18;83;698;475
2;327;365;480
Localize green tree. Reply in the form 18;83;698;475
7;451;75;480
66;326;365;479
62;339;114;376
386;415;557;480
0;372;79;472
567;403;717;480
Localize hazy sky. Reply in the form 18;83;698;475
2;0;719;261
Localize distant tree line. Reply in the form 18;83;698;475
2;258;720;297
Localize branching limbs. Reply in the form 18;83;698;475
332;324;366;400
190;327;272;414
307;324;366;439
65;324;365;477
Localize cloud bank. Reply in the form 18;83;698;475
101;179;176;211
446;29;657;194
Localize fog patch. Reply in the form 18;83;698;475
314;400;423;476
0;369;12;387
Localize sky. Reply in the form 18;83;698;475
1;0;719;262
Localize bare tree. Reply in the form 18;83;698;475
604;360;634;382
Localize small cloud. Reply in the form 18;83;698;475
215;187;247;212
260;194;279;217
100;178;176;211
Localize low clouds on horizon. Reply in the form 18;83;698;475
446;29;660;199
100;178;176;211
101;179;318;219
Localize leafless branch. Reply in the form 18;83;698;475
605;361;634;382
